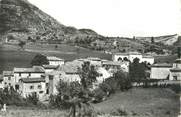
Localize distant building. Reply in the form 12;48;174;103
150;63;172;80
47;56;64;66
3;71;15;88
169;59;181;80
0;74;4;89
19;78;46;101
112;52;154;64
42;65;59;73
102;61;129;73
14;66;45;83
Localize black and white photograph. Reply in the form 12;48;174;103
0;0;180;116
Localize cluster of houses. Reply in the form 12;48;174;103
0;51;180;101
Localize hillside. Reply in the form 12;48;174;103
135;34;179;46
0;0;100;42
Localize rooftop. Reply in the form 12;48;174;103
3;71;14;76
170;68;181;72
58;61;83;74
142;55;154;58
20;78;45;83
151;63;172;68
47;56;64;61
14;66;45;73
42;65;59;69
113;51;142;56
174;58;181;64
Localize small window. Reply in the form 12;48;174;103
39;91;43;94
38;85;42;89
4;82;7;85
29;73;31;77
46;83;49;87
9;83;11;86
8;77;11;80
30;86;34;89
15;85;19;90
19;73;21;77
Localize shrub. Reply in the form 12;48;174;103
169;84;181;94
92;88;106;103
110;108;128;116
26;92;39;105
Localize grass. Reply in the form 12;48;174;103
93;88;180;117
0;43;111;73
0;106;66;117
0;88;179;117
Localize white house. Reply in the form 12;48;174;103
3;71;15;88
19;78;46;101
112;52;154;64
42;65;59;73
47;56;64;66
150;63;172;80
102;61;129;73
0;75;4;89
169;58;181;80
13;66;45;83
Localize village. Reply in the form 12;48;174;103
0;50;180;102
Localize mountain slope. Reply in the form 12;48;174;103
0;0;100;41
135;34;179;46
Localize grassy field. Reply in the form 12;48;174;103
0;44;111;73
0;88;179;117
94;88;180;117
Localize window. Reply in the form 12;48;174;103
173;76;177;80
29;73;31;77
15;85;19;90
39;91;43;94
46;83;49;87
30;86;34;89
19;73;21;77
38;85;42;89
8;77;11;80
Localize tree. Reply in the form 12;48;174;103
31;54;49;66
55;45;58;50
129;58;147;82
123;57;129;61
151;37;154;43
18;41;26;49
53;62;99;117
79;62;100;89
177;47;181;58
114;71;131;91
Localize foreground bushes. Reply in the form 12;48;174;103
0;87;43;107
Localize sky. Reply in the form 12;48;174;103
29;0;181;37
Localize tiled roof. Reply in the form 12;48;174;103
151;63;172;68
14;66;45;73
174;58;181;63
3;71;14;76
113;51;142;55
42;65;59;69
20;78;45;83
47;56;64;61
58;61;83;74
170;68;181;72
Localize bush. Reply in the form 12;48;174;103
26;92;39;105
110;107;128;116
169;84;181;93
92;88;106;103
